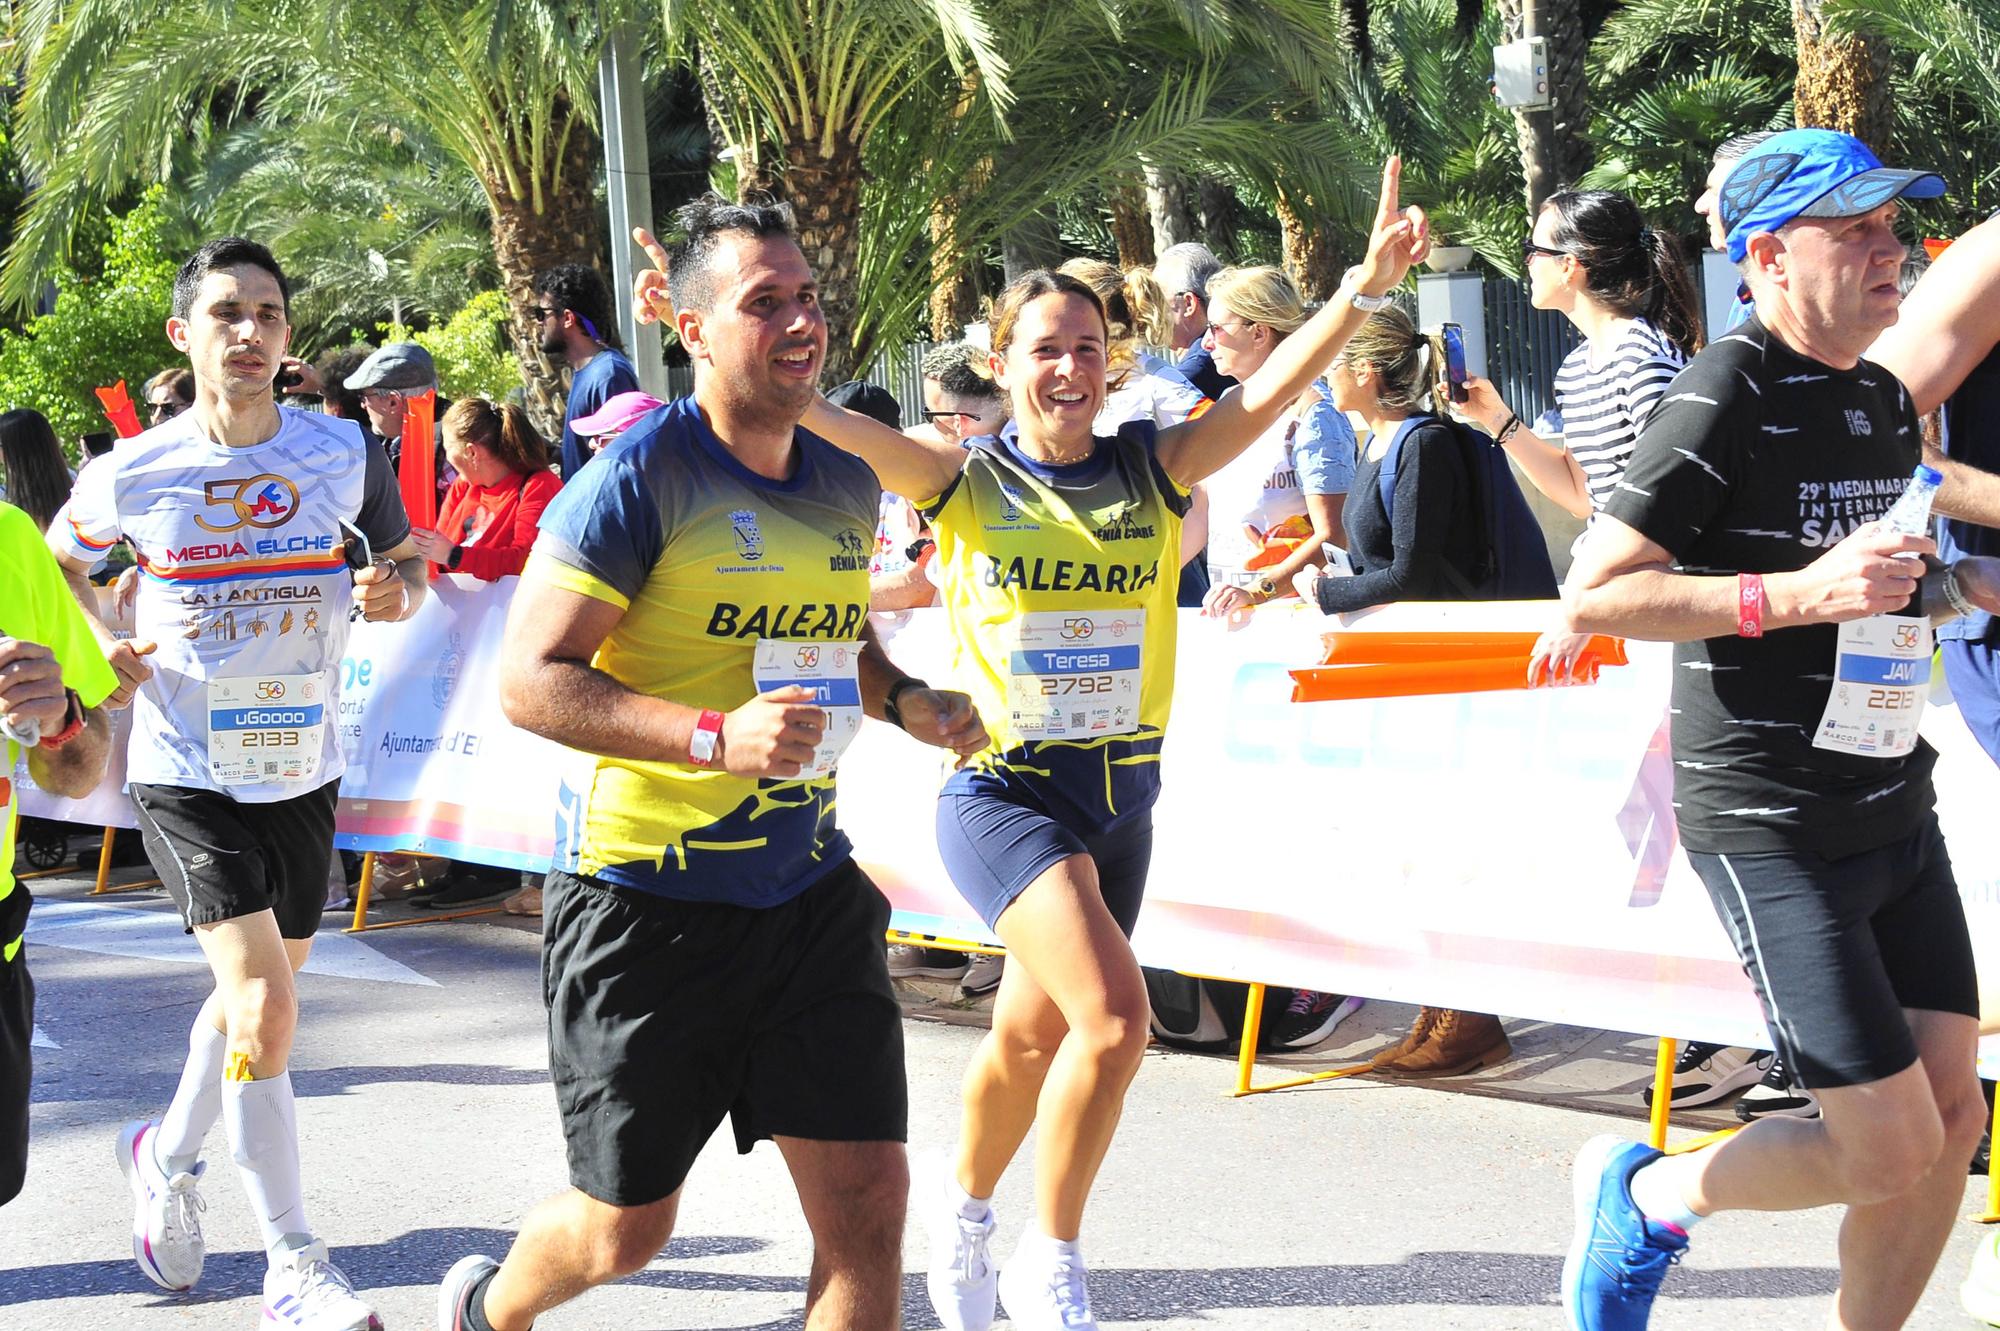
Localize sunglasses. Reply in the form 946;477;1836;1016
922;409;981;425
1205;319;1255;338
525;305;556;321
148;400;186;419
1521;239;1570;263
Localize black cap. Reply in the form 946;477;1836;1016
825;380;902;430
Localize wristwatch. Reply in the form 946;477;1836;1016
688;709;725;767
1254;576;1278;601
446;543;464;571
883;676;928;731
1342;266;1394;312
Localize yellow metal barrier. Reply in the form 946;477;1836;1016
89;826;160;896
1648;1037;1677;1151
1228;980;1375;1098
885;928;1006;959
1978;1090;2000;1224
342;851;505;933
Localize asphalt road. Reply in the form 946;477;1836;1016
2;869;1990;1330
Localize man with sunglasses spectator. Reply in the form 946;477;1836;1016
345;341;455;513
531;263;639;482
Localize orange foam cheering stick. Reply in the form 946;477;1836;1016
94;380;143;438
398;389;438;531
1289;630;1628;702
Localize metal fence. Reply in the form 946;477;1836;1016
1482;277;1582;431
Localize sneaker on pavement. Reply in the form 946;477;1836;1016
926;1174;998;1331
1642;1043;1771;1110
960;954;1004;998
1561;1134;1689;1331
1269;991;1366;1050
438;1253;501;1331
889;944;970;981
116;1119;206;1292
419;869;514;909
263;1239;381;1331
1732;1054;1819;1121
998;1236;1099;1331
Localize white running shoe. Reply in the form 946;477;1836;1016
926;1172;998;1331
997;1235;1099;1330
262;1240;382;1330
116;1119;206;1292
438;1253;501;1331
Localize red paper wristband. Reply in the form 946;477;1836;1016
1737;573;1765;639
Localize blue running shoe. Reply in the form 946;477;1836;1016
1562;1135;1690;1330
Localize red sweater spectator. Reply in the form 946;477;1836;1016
409;398;560;580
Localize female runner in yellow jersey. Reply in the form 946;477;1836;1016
637;159;1427;1331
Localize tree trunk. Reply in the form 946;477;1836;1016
1143;164;1199;256
1198;178;1238;258
1792;0;1894;151
928;197;980;340
1273;185;1345;301
486;95;607;440
1107;178;1156;270
780;129;867;383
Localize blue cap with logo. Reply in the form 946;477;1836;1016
1719;129;1944;264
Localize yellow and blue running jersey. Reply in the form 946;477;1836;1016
923;421;1190;832
527;397;879;907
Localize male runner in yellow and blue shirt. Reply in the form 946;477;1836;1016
438;195;986;1331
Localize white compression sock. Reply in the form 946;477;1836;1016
1628;1156;1705;1234
155;1014;228;1176
223;1071;312;1255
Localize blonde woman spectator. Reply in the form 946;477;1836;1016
1199;265;1358;621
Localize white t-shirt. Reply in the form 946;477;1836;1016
50;408;409;802
1200;393;1357;585
1095;353;1210;432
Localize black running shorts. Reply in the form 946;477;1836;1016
1687;811;1977;1090
542;858;908;1208
130;780;340;940
0;944;33;1205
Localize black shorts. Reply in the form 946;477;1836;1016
0;944;33;1206
936;795;1153;936
130;780;340;940
542;858;908;1208
1687;811;1977;1090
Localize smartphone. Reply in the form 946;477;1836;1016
1321;541;1355;577
80;431;115;459
1440;322;1469;405
338;517;372;572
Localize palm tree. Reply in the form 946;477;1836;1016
1792;0;1893;149
7;0;623;432
663;0;1010;382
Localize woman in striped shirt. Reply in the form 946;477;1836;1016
1461;189;1704;680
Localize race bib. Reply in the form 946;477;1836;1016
207;672;327;786
1812;614;1930;758
1006;611;1143;740
752;639;863;777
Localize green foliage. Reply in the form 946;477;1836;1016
0;188;177;451
389;290;523;404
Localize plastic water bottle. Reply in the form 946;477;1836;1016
1880;464;1943;559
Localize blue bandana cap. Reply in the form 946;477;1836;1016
1720;129;1944;264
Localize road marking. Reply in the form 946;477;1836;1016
26;899;440;987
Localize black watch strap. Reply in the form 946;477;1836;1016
883;676;927;730
447;543;464;571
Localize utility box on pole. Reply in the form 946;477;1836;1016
1492;38;1553;110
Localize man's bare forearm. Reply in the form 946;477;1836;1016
856;620;917;721
26;708;112;798
503;655;701;764
1929;445;2000;530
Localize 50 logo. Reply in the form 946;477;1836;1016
1058;617;1095;642
253;680;287;700
196;474;299;532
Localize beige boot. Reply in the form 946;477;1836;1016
1375;1009;1510;1077
1369;1006;1442;1069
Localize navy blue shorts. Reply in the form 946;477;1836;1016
936;794;1153;935
1942;638;2000;768
1686;811;1976;1090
